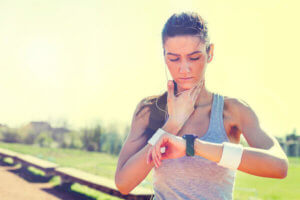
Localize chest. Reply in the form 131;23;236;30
176;103;241;144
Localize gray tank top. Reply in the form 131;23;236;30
152;93;236;200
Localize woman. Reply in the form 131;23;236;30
115;11;288;200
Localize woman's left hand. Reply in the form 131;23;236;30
146;132;186;168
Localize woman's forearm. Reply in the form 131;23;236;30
116;143;155;194
194;139;288;178
116;120;182;194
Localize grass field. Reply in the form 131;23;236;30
0;142;298;200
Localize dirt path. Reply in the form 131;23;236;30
0;165;88;200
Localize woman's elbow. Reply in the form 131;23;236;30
115;172;130;195
276;158;289;179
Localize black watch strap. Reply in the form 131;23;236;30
182;134;198;156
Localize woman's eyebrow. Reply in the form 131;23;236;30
166;52;180;56
166;51;202;56
188;51;202;56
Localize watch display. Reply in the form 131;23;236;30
182;134;198;156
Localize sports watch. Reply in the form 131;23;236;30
182;134;198;156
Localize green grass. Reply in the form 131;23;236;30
0;142;299;200
233;157;300;200
0;142;118;179
0;142;122;200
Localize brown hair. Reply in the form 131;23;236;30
135;91;168;141
135;11;210;139
162;11;211;54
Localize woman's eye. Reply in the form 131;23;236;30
170;58;179;62
190;57;200;61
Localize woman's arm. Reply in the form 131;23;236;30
115;100;181;195
115;142;154;195
194;99;288;178
194;138;288;178
115;100;154;195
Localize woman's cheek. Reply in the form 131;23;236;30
167;62;180;72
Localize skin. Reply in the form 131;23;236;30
164;35;211;94
147;35;289;180
115;35;289;195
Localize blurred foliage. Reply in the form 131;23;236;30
0;127;22;143
81;125;102;152
4;121;297;157
35;131;53;148
0;121;128;156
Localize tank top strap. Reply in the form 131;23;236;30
196;92;218;140
212;93;223;123
202;92;219;130
209;92;219;123
210;93;230;142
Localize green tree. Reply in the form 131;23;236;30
81;125;103;152
35;131;53;147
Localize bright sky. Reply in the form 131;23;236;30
0;0;299;136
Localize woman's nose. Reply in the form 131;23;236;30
179;61;191;73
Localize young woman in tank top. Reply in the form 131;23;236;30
115;11;288;200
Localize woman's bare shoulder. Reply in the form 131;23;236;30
224;95;251;109
223;95;254;122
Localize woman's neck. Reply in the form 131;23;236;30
194;87;213;107
177;85;213;107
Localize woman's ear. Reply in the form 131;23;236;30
207;44;214;63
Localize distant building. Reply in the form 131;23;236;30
19;121;70;141
277;133;300;157
22;121;52;134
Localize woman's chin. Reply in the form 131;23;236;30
178;83;194;91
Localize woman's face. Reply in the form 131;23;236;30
163;35;213;92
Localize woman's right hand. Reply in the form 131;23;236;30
166;80;203;128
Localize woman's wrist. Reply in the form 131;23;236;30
194;139;223;163
162;118;183;135
194;139;203;157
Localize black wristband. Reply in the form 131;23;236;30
182;134;198;156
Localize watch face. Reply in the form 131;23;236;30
182;134;198;139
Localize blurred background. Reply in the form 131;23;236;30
0;0;299;199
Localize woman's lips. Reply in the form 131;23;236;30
179;77;193;81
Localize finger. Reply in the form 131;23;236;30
155;139;162;160
149;146;156;165
153;148;160;168
153;144;160;167
198;79;204;90
155;143;162;167
189;83;200;100
167;80;175;100
190;79;203;97
155;143;162;166
191;80;204;101
191;84;202;102
151;147;157;167
147;147;152;164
